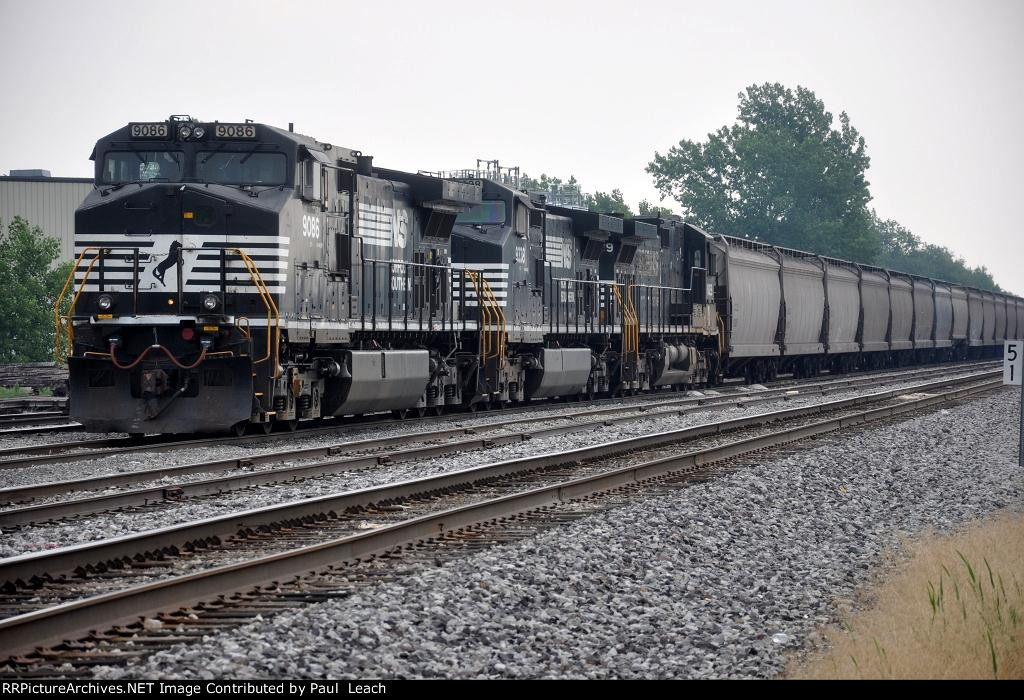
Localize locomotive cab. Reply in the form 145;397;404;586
67;117;311;433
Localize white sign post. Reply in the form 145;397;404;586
1004;341;1023;466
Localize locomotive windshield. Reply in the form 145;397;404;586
455;200;506;226
196;152;287;186
102;150;183;183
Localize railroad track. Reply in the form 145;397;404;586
0;414;71;430
0;364;999;525
0;369;1002;673
0;360;998;469
0;397;71;432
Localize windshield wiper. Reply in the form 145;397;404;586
200;142;229;164
239;143;272;164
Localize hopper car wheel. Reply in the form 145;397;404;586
432;405;445;416
282;418;299;432
415;407;427;418
392;408;410;420
259;421;273;435
231;421;248;438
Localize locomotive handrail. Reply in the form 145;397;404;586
54;246;104;363
221;247;280;378
53;245;279;378
465;271;487;359
627;282;639;356
363;258;464;333
464;270;507;368
612;283;639;359
480;274;507;365
466;270;495;361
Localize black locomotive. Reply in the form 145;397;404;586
59;117;1017;434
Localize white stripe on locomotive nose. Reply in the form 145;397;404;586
188;272;288;281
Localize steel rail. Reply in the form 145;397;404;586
0;375;1001;658
0;414;70;429
0;360;996;470
0;370;998;587
0;367;999;523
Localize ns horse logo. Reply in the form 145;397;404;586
150;240;183;287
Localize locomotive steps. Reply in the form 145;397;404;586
0;368;1002;664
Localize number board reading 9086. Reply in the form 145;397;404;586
130;123;169;139
1004;340;1022;386
215;124;257;139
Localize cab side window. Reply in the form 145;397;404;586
515;204;528;236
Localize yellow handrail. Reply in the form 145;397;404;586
54;247;103;363
465;269;507;369
54;245;280;378
479;275;507;367
626;282;639;358
612;282;640;363
226;247;281;377
465;270;489;361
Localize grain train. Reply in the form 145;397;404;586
57;116;1021;434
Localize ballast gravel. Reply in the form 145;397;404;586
0;374;980;556
92;386;1022;679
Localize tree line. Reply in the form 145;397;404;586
524;82;1000;291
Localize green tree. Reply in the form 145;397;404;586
873;212;1000;289
638;199;675;217
589;189;633;216
647;83;879;262
0;217;73;362
520;172;635;216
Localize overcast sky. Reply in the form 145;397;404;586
2;0;1021;292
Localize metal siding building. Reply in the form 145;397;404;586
0;175;93;263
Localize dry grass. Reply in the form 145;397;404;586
790;511;1024;679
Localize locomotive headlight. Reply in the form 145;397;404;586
201;293;220;311
97;294;114;311
179;125;193;140
193;126;205;139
